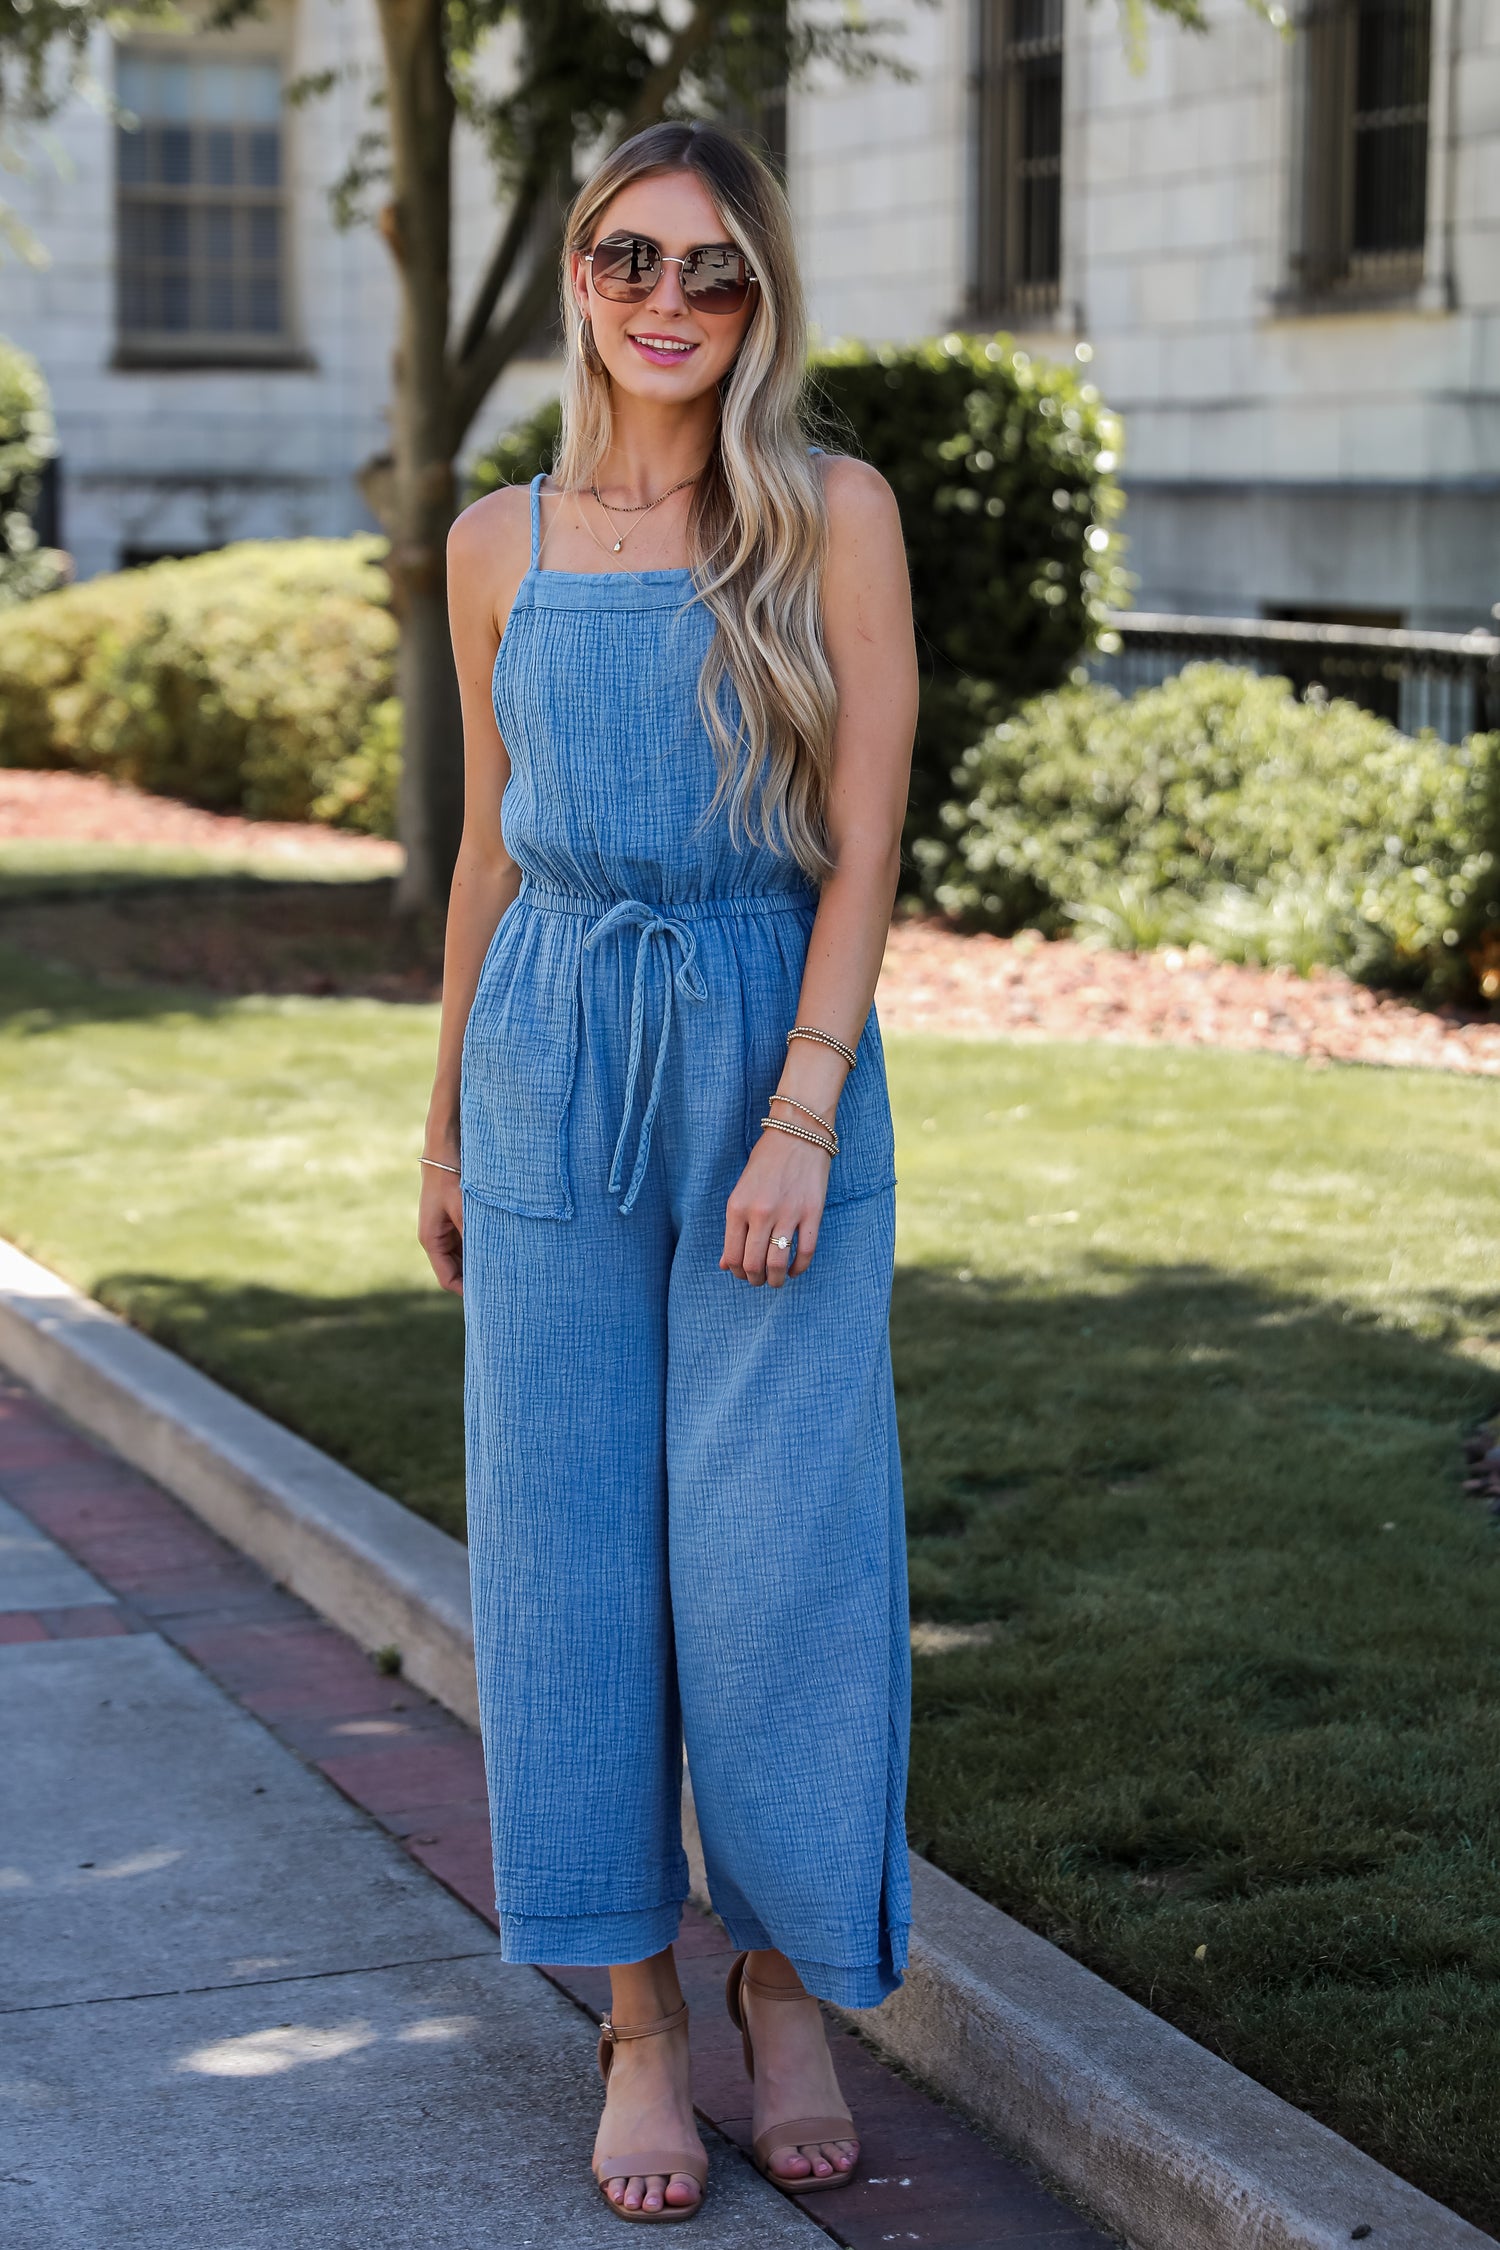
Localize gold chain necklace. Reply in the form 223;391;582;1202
586;472;698;555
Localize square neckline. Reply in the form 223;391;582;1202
527;472;694;584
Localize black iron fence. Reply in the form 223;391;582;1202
1085;611;1500;742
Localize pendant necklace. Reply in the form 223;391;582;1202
586;471;698;554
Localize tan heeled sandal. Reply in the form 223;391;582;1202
591;2000;709;2225
724;1952;859;2195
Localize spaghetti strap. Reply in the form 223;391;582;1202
529;471;544;568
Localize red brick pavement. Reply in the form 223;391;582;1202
0;1370;1111;2248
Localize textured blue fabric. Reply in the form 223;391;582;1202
460;474;911;2007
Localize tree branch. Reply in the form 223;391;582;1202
617;0;729;140
448;232;565;446
445;0;735;453
453;165;544;367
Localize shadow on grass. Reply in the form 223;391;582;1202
93;1271;467;1542
91;1252;1500;2224
891;1255;1498;1604
892;1257;1500;2232
0;877;442;1013
0;861;395;903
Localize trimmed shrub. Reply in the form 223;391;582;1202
467;397;560;501
0;538;400;834
806;336;1126;850
0;334;67;610
467;335;1126;861
920;664;1500;996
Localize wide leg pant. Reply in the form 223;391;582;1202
462;898;911;2009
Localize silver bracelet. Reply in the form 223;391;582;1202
420;1156;460;1175
786;1024;857;1070
769;1092;837;1136
755;1111;841;1152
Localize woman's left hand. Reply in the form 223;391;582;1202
721;1131;831;1287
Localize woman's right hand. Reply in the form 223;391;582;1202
419;1168;465;1295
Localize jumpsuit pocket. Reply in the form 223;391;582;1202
460;908;582;1221
821;1007;898;1208
745;1002;897;1210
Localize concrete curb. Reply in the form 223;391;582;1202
0;1241;478;1727
0;1238;1489;2250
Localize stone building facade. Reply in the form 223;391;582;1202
6;0;1497;628
2;0;546;581
794;0;1500;631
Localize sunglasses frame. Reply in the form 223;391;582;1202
583;232;760;314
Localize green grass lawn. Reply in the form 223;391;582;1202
2;934;1497;2225
0;837;396;900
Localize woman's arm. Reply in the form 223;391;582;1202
720;455;917;1289
417;485;533;1295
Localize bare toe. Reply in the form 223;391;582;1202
771;2147;814;2180
665;2174;701;2209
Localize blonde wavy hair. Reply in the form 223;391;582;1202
555;121;837;882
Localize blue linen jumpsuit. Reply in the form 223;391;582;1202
460;474;911;2008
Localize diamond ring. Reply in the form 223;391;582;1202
772;1233;790;1251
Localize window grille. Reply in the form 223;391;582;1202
975;0;1064;319
1297;0;1431;298
116;52;290;359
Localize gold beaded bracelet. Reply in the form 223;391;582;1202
760;1114;838;1158
786;1024;857;1071
769;1092;837;1137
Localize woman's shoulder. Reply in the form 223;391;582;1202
813;452;903;545
448;481;536;630
450;479;534;566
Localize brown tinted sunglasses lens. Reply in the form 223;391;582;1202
590;236;753;313
590;236;660;301
682;245;753;312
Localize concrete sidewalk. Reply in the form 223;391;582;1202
0;1376;1111;2250
0;1529;821;2247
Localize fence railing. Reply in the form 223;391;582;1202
1085;611;1500;742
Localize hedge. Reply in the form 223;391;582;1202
0;334;67;610
0;539;400;834
468;334;1126;861
919;664;1500;997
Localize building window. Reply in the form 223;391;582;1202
116;51;292;362
1297;0;1432;299
975;0;1064;320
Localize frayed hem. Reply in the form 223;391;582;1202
714;1911;910;2011
783;1945;907;2011
497;1898;686;1968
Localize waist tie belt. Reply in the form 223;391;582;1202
581;899;709;1216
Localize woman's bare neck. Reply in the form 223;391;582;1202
589;391;719;505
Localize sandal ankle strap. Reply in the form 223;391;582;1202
599;1999;689;2046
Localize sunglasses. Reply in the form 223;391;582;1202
584;233;759;315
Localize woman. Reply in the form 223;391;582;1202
419;119;917;2225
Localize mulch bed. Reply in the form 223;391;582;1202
876;918;1500;1078
5;770;1500;1074
0;769;400;868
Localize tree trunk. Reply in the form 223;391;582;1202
375;0;463;917
390;460;465;920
